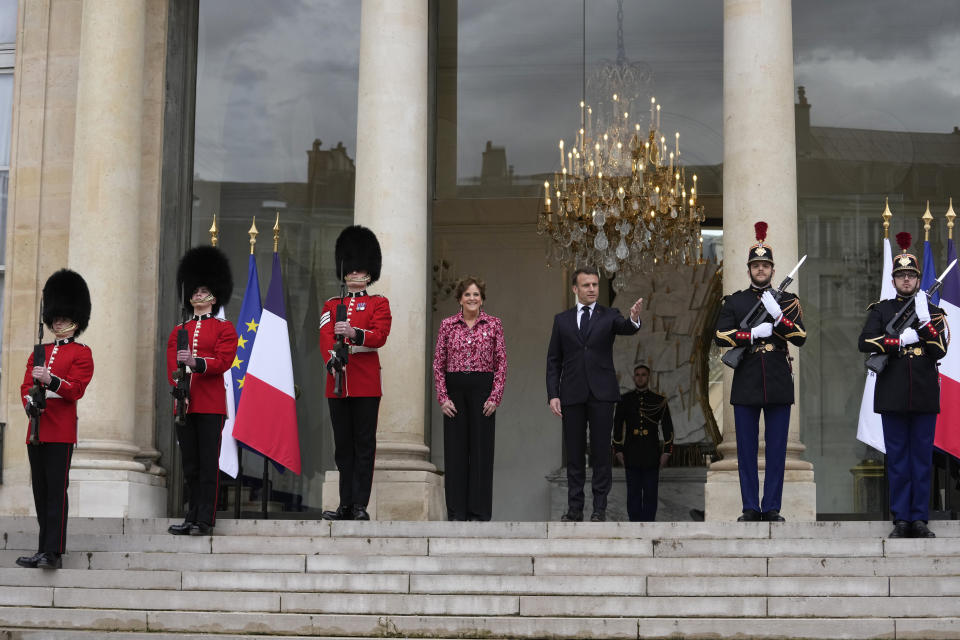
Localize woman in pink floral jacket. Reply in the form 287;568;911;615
433;276;507;521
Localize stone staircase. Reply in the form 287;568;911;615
0;517;959;639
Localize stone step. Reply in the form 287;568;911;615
4;516;960;539
2;610;958;639
768;555;960;576
0;568;181;589
0;549;308;572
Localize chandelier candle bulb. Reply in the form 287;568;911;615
656;103;661;129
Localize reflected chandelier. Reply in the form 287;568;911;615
537;1;705;291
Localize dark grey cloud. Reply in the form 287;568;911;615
452;0;723;178
793;0;960;62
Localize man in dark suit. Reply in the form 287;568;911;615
613;365;674;522
546;266;643;522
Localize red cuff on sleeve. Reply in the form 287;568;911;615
736;331;751;341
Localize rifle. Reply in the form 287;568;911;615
171;287;190;426
26;306;46;445
721;255;807;370
865;258;957;374
330;274;349;397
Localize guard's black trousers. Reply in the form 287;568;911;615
27;442;73;554
176;413;224;525
328;396;380;508
625;466;660;522
443;372;496;521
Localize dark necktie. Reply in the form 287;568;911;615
579;306;591;337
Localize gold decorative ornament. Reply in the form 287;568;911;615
273;212;280;252
922;201;933;242
946;197;955;241
209;213;219;247
755;246;767;257
898;256;911;267
248;217;258;255
882;198;892;239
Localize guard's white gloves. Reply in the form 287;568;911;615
899;327;920;346
751;322;773;342
915;289;931;325
760;290;783;323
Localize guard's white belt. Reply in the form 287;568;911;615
349;345;378;354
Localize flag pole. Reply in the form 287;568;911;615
237;218;258;519
260;213;281;520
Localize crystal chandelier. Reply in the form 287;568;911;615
537;2;705;291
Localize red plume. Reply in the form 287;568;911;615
896;232;912;252
754;221;768;242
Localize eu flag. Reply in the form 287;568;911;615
233;254;263;408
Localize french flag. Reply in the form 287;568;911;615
232;252;301;474
857;236;895;452
935;235;960;459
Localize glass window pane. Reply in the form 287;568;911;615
0;74;12;164
0;0;16;45
193;0;361;515
794;0;960;516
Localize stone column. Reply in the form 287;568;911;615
66;0;165;516
321;0;444;519
705;0;816;521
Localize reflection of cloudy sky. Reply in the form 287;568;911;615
194;0;360;182
454;0;724;178
794;0;960;136
195;0;958;184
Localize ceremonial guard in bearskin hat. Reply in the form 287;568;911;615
319;225;392;520
858;233;949;538
166;246;237;536
714;222;806;522
17;269;94;570
613;364;674;522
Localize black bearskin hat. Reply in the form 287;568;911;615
176;245;233;314
335;225;382;285
42;269;91;336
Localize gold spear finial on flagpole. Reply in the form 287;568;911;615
946;197;956;241
209;213;219;246
882;197;892;239
248;217;258;255
273;211;280;252
922;200;933;242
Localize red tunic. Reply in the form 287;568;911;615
319;292;392;398
166;315;238;415
20;339;95;444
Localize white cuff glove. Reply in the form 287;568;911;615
751;322;773;342
915;289;931;325
760;290;783;323
899;327;920;346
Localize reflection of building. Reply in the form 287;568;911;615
192;139;357;513
794;86;960;515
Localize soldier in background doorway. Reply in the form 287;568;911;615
613;364;673;521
